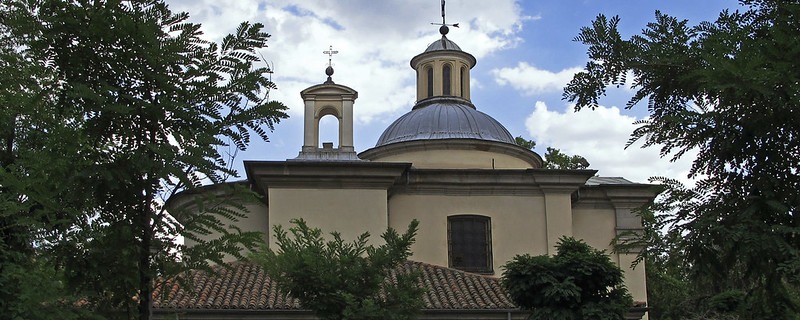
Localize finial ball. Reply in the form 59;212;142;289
439;25;449;36
325;66;334;76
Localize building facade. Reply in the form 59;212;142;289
160;24;656;320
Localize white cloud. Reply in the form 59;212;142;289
491;62;582;95
164;0;528;124
524;101;697;186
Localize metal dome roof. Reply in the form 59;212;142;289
375;97;516;147
424;36;463;52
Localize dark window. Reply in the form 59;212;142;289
460;66;467;97
458;67;467;98
442;64;451;95
448;215;492;273
426;66;433;97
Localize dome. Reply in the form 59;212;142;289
425;36;463;52
376;97;516;147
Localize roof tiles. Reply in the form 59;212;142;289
152;260;516;311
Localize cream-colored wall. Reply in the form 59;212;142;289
543;191;573;254
621;253;648;304
572;207;616;252
573;207;648;304
373;149;534;169
267;188;389;247
388;194;548;275
183;201;269;261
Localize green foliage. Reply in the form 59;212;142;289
565;1;800;318
613;206;715;320
0;0;287;318
0;246;101;320
615;208;688;320
544;147;590;170
515;136;537;150
502;236;633;320
514;136;589;169
254;219;424;320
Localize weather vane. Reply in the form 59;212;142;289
323;45;338;68
431;0;459;30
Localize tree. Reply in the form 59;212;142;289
254;218;425;320
1;0;287;319
613;206;709;320
502;236;633;320
564;1;800;318
515;136;537;150
543;147;590;170
515;136;590;169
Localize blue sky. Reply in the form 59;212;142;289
167;0;740;185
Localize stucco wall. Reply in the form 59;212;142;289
572;207;617;252
267;188;389;247
573;206;647;304
621;252;648;305
388;194;548;275
372;149;534;169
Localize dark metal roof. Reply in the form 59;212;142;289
585;176;637;185
425;36;463;52
376;97;516;147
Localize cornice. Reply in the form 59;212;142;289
299;82;358;99
410;49;477;70
244;161;411;197
390;168;595;197
572;183;661;209
359;139;544;169
165;181;261;224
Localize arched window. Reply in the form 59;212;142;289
442;64;451;95
460;66;468;98
426;66;434;98
317;108;340;148
317;114;340;148
448;215;492;273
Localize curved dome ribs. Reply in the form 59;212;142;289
375;98;515;147
425;36;462;52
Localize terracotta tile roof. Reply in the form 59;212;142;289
152;260;517;311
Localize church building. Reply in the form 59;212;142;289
155;22;656;320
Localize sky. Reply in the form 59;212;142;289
166;0;741;185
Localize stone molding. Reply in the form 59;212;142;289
391;168;595;197
244;161;411;199
359;139;544;169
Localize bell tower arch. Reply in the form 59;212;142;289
295;52;360;161
296;82;359;160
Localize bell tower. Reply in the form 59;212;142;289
294;46;360;161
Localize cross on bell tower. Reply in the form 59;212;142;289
323;45;338;84
324;45;338;67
